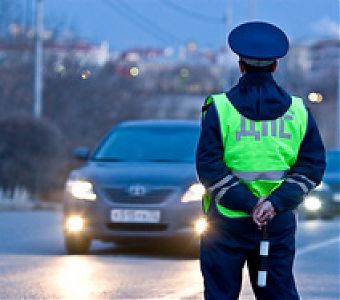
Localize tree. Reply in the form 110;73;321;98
0;113;65;198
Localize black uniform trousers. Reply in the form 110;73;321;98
200;208;299;300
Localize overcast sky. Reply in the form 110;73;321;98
44;0;339;49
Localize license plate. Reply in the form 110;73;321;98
110;209;161;223
333;193;340;202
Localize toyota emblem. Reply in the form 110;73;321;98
128;185;147;197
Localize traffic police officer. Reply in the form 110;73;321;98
196;21;326;299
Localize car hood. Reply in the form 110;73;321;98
70;161;197;188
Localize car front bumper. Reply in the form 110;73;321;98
64;194;204;242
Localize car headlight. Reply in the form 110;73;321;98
65;215;85;232
66;179;96;201
194;217;208;235
304;196;322;211
181;183;205;203
314;181;330;192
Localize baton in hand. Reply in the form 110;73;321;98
257;225;269;287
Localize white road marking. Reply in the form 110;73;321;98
161;235;340;300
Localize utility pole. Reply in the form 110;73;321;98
33;0;43;118
337;45;340;148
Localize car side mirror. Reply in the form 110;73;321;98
73;147;90;161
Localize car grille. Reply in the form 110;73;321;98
103;188;175;204
107;223;167;231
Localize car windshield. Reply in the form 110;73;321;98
326;151;340;173
93;125;199;163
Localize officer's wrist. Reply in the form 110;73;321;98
267;196;282;213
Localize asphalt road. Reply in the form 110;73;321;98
0;211;339;299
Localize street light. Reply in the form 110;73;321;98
308;92;323;103
129;66;139;77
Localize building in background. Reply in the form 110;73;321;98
310;39;340;74
285;43;311;74
0;40;109;66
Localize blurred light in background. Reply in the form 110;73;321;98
9;23;22;36
129;66;140;77
55;64;66;75
308;92;323;103
180;68;190;78
81;69;91;80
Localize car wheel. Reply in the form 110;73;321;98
176;238;200;257
64;233;91;254
185;243;200;258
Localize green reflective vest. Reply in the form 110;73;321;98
202;93;308;218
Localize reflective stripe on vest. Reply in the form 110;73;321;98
232;170;288;181
202;93;307;218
